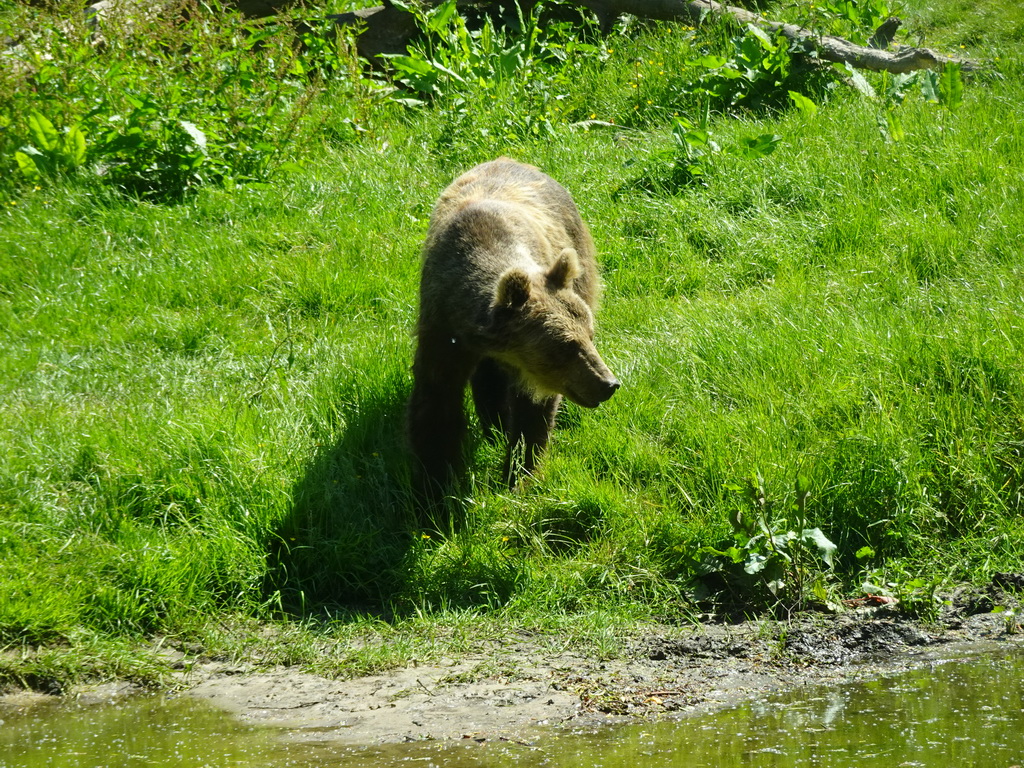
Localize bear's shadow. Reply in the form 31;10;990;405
267;373;420;619
266;372;492;619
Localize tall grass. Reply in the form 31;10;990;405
1;0;1023;685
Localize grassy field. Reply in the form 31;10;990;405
1;0;1023;689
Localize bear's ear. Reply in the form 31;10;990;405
495;269;532;308
547;248;581;290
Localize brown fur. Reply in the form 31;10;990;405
408;158;619;494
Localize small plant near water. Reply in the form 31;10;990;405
698;475;840;614
886;573;946;621
993;606;1019;635
858;551;947;622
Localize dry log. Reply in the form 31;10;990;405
335;0;980;74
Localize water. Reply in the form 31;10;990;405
3;647;1023;767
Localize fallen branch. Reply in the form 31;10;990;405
333;0;981;74
575;0;979;73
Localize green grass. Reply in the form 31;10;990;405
1;0;1023;688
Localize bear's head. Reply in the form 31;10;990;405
487;249;620;408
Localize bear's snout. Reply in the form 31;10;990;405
585;373;620;407
564;354;620;408
599;375;621;400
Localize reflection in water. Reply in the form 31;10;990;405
2;647;1023;768
0;695;288;767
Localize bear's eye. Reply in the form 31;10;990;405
554;338;583;363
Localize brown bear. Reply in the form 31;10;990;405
408;158;619;495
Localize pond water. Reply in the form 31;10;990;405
3;646;1023;768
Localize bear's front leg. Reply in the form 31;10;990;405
502;392;562;487
470;357;512;443
408;342;475;497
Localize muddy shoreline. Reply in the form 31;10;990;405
181;585;1024;745
6;584;1023;747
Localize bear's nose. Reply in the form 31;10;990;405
598;376;620;401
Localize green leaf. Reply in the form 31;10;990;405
682;129;711;149
743;551;769;575
920;70;940;103
425;0;458;33
722;546;746;564
728;506;747;536
801;528;837;568
938;61;963;110
64;125;87;167
496;50;523;79
392;97;428;108
788;90;818;118
746;24;775;51
244;27;281;50
429;61;467;83
385;54;436;77
771;530;797;550
877;109;905;143
885;71;919;106
843;63;876;99
694;55;727;69
716;67;744;79
179;121;207;154
28;112;58;152
732;133;782;159
855;546;876;560
15;150;42;181
795;474;811;500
